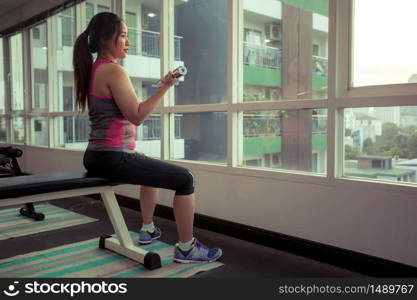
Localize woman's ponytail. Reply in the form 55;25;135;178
73;30;93;112
73;12;122;112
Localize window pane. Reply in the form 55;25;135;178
172;112;227;164
0;118;6;142
11;117;24;143
352;0;417;87
85;0;112;25
97;5;110;13
10;34;24;111
344;106;417;184
61;9;75;48
0;39;5;114
241;108;327;173
174;0;228;105
243;0;328;102
55;7;76;112
31;23;48;110
86;3;95;24
54;116;90;150
30;117;48;146
134;113;161;158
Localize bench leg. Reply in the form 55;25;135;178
100;189;161;270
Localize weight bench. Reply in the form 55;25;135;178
0;171;161;270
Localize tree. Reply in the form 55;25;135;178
362;137;374;155
345;128;352;136
375;122;399;155
406;132;417;158
345;145;359;160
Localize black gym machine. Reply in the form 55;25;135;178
0;146;45;220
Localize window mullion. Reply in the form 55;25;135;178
22;30;31;146
327;0;338;180
336;0;351;98
160;0;173;160
47;17;57;148
3;36;11;143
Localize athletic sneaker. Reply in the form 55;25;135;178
138;227;162;245
174;239;222;263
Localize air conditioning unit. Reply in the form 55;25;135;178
265;23;281;41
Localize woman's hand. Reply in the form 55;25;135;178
160;71;180;88
135;151;145;156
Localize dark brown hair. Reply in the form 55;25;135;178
73;12;122;112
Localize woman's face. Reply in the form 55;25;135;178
104;22;130;59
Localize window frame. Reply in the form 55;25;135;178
0;0;416;193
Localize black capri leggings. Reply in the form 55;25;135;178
83;150;195;195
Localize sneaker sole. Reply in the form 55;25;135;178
174;249;222;264
138;232;162;245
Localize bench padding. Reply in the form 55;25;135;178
0;172;117;199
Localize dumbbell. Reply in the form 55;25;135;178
155;66;187;87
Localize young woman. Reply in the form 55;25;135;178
73;12;222;263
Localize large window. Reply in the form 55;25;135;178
53;7;85;150
0;118;6;142
0;39;5;143
171;112;227;164
125;0;162;157
54;116;90;149
29;23;49;147
30;117;48;146
352;0;417;87
338;0;417;186
344;106;417;184
31;23;48;111
239;0;328;173
243;0;328;102
9;34;25;145
0;38;5;115
174;0;228;105
11;117;24;144
1;0;417;190
242;109;327;173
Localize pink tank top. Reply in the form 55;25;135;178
86;59;136;152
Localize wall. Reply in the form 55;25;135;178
0;0;69;32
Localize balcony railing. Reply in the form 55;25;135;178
243;115;281;137
128;28;182;61
312;55;328;77
243;42;281;69
242;43;328;76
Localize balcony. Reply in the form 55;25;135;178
243;115;281;137
243;42;281;69
127;28;182;61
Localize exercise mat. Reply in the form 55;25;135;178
0;203;98;240
0;232;223;278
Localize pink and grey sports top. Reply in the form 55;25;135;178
86;59;136;152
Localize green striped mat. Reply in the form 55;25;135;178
0;232;223;278
0;203;98;240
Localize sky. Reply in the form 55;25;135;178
352;0;417;86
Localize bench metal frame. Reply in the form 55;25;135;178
0;185;161;270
